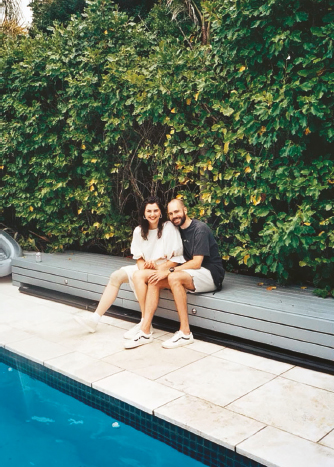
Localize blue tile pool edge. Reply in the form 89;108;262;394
0;347;265;467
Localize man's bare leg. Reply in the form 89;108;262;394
168;271;195;334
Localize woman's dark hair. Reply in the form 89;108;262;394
139;196;165;240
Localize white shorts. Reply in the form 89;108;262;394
121;259;169;297
182;267;216;294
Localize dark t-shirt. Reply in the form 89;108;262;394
180;219;225;290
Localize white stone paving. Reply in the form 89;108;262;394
1;276;333;467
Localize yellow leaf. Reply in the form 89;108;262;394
104;30;108;34
89;185;95;191
303;222;311;226
246;154;251;163
194;92;199;101
243;254;250;265
166;134;171;139
266;286;277;290
201;192;211;202
239;66;246;72
258;126;266;135
171;108;176;113
78;208;82;215
318;231;325;236
304;127;311;135
216;199;220;204
245;166;252;173
0;166;4;170
170;129;175;134
234;172;240;178
224;142;229;154
91;159;97;163
251;195;261;205
186;98;191;105
29;206;34;212
300;286;307;289
176;194;183;199
200;208;205;216
222;255;230;260
81;144;86;150
93;222;100;228
224;200;229;206
258;282;264;286
328;180;334;184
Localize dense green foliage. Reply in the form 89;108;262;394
28;0;87;34
2;0;334;293
28;0;156;34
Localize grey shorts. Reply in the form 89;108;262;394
182;267;216;293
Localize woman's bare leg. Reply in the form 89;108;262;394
74;268;128;332
133;269;155;319
140;279;169;334
95;269;129;316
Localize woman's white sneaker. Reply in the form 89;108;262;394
123;321;153;339
74;315;98;333
124;330;153;349
162;331;194;349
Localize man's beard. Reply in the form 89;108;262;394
172;212;187;227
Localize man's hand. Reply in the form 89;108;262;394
148;269;169;284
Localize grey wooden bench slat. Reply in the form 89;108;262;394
11;252;334;362
118;289;333;346
121;298;334;361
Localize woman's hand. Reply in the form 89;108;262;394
148;270;169;284
143;260;157;270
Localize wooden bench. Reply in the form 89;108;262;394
11;251;334;363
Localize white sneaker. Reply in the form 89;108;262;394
124;330;153;349
162;331;194;349
74;315;98;333
123;321;153;340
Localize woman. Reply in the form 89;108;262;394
74;196;184;338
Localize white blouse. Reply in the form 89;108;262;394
131;221;184;265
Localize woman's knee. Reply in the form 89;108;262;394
133;269;146;284
109;269;128;288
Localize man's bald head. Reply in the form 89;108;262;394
167;199;189;228
168;198;185;210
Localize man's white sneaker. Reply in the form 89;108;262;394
124;330;153;349
74;315;98;333
162;331;194;349
123;321;153;340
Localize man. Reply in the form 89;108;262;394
125;199;225;349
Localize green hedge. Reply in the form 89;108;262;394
1;0;333;292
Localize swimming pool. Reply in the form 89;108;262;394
0;348;264;467
0;361;207;467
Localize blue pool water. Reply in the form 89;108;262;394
0;362;205;467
